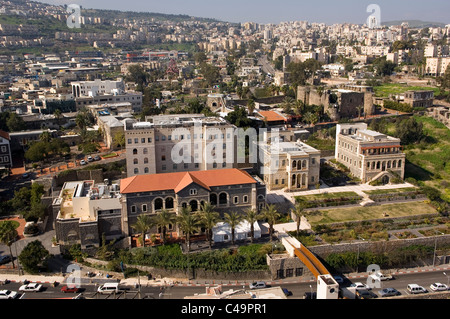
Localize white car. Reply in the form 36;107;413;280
249;281;267;289
430;283;448;291
0;290;18;299
350;282;371;290
19;283;43;292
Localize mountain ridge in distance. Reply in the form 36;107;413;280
382;20;447;28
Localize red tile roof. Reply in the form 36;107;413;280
120;169;256;194
0;130;10;141
258;110;287;122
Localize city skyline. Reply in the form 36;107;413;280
36;0;450;25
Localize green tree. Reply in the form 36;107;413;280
131;214;154;247
126;64;150;90
6;112;25;132
261;204;281;242
395;117;424;144
243;208;260;243
291;202;306;237
153;209;176;245
223;211;243;245
177;206;200;252
225;105;252;128
196;203;220;249
18;240;49;274
0;221;18;268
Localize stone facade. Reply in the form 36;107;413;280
267;254;315;280
335;123;406;183
124;114;236;177
257;139;321;191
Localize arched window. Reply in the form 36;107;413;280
165;197;174;210
302;160;307;169
219;193;228;206
189;200;198;212
133;149;138;155
134;168;139;175
392;160;397;168
133;158;138;165
398;160;402;168
292;174;296;186
143;148;148;155
292;160;297;169
144;158;149;164
144;167;149;174
154;198;163;211
210;193;217;205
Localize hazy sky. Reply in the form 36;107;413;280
36;0;450;25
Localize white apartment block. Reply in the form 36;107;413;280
71;78;125;98
125;114;237;177
426;57;450;76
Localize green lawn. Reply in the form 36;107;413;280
363;188;418;195
306;201;437;226
405;116;450;201
374;83;440;98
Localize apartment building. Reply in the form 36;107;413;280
257;138;321;192
335;123;406;184
120;168;267;238
125;114;237;177
426;57;450;76
0;130;12;170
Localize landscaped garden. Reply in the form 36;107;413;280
295;191;363;208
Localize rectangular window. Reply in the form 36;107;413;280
134;138;138;144
142;204;147;212
147;138;152;143
131;205;136;213
286;269;294;278
128;139;132;144
295;268;304;277
141;138;145;143
234;196;239;204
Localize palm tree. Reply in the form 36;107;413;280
262;204;280;243
131;214;153;247
196;203;220;249
0;221;18;268
177;206;200;252
153;209;176;245
223;211;243;245
244;208;260;243
291;202;306;236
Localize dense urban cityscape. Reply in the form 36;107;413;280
0;0;449;308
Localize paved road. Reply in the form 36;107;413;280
2;267;449;299
258;55;276;76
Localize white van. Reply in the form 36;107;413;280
97;282;120;294
407;284;427;294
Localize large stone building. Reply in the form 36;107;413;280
120;168;267;239
257;137;321;191
335;123;406;184
124;114;237;177
403;90;434;108
297;85;375;121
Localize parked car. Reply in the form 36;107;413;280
87;156;94;162
19;283;43;292
430;283;449;291
93;155;101;161
407;284;427;294
61;285;81;293
22;172;30;179
350;282;371;290
80;160;87;166
249;281;267;289
0;290;18;299
370;272;394;281
379;287;401;297
0;255;11;265
356;289;378;299
282;288;292;296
